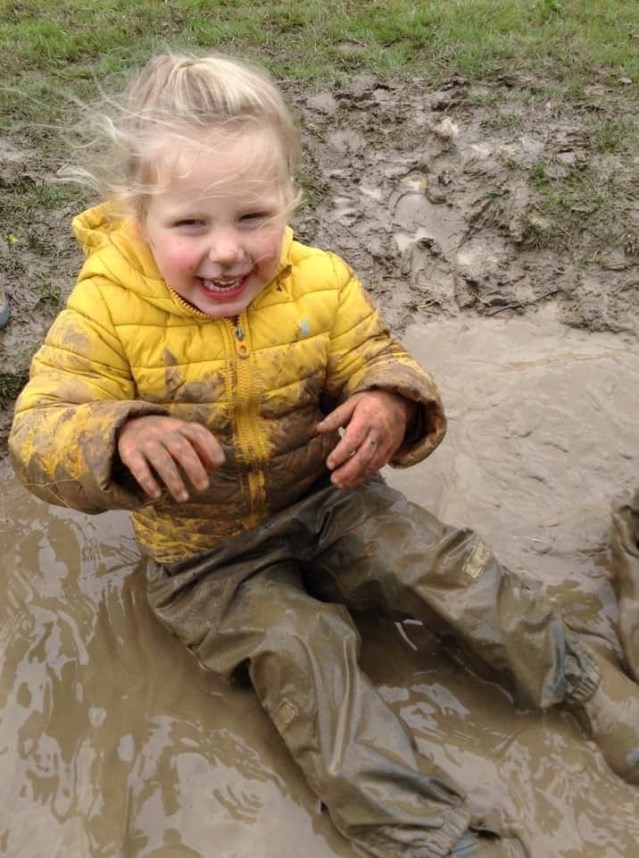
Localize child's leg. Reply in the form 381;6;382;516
146;553;473;857
292;479;639;784
610;489;639;681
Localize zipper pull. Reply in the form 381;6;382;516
231;316;249;358
232;316;245;341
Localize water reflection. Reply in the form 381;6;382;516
1;314;638;856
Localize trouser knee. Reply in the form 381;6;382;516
249;600;360;705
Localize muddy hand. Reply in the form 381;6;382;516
117;415;225;503
316;390;414;489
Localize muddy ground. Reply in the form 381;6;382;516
0;72;637;451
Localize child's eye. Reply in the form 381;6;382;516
173;219;204;229
239;212;269;224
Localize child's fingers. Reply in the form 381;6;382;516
326;423;371;471
316;399;357;434
329;426;394;487
320;390;409;486
121;435;194;502
121;445;171;501
180;423;225;471
155;426;223;499
145;444;193;502
118;416;223;502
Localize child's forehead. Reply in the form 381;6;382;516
150;125;286;194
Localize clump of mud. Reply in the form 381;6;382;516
0;73;637;453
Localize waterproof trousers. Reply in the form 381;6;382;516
145;478;599;857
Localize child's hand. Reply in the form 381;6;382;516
117;415;225;503
317;391;415;489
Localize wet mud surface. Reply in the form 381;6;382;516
2;314;638;857
1;74;639;856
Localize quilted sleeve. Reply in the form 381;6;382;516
9;283;166;512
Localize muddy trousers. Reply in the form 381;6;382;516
145;479;599;858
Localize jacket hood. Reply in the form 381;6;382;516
72;203;294;318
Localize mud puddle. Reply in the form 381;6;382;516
1;313;637;857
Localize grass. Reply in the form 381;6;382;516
587;115;637;154
1;1;637;125
520;157;631;252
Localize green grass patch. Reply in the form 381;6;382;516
586;116;638;154
2;1;637;110
521;157;624;251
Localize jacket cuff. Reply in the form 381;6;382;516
80;402;169;509
349;368;447;467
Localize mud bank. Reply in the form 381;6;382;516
294;75;638;336
1;314;638;857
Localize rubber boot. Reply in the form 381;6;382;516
571;649;639;784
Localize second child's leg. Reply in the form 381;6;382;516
610;489;639;681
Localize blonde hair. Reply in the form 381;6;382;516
69;52;301;218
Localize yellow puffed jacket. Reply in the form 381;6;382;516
9;204;446;563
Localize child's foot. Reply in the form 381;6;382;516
572;649;639;783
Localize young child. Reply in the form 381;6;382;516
9;53;639;858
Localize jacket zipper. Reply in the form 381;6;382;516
166;291;270;523
228;314;268;524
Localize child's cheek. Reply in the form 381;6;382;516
257;228;284;260
164;241;197;273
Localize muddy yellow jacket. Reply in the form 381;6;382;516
10;204;446;563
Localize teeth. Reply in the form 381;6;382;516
200;277;244;292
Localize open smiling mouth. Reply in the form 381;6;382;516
198;276;248;296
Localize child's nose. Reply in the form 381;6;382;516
209;229;243;265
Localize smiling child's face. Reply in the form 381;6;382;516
141;127;289;318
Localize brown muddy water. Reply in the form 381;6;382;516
1;312;638;857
